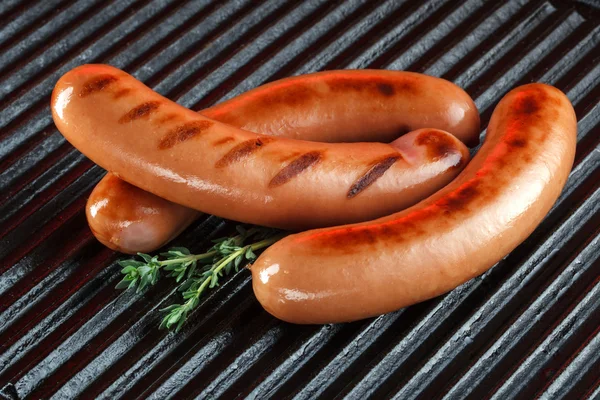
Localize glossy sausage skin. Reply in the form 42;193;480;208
87;68;480;253
86;174;199;253
53;65;472;231
251;83;577;324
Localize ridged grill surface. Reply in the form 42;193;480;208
1;0;599;399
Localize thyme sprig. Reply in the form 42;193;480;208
115;226;285;331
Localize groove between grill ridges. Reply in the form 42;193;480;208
0;1;596;398
145;0;300;102
81;273;258;399
473;10;583;111
0;0;37;25
0;0;69;52
0;0;140;106
540;329;600;399
186;0;375;111
0;215;225;361
491;276;600;399
0;146;83;221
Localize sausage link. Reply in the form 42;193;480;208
86;68;480;253
52;65;473;234
251;83;577;324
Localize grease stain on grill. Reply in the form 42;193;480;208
215;137;274;168
118;101;161;123
347;155;400;198
158;120;214;150
79;75;118;97
269;151;323;187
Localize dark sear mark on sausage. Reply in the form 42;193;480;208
415;130;460;161
377;83;394;96
113;88;131;99
79;75;118;97
347;155;400;198
328;77;418;97
269;151;323;188
436;182;481;214
507;137;527;148
215;137;275;168
119;101;161;123
158;120;214;150
517;96;540;115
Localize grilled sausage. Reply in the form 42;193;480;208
251;83;577;324
85;68;480;253
53;64;472;232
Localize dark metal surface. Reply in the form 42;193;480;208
0;0;599;398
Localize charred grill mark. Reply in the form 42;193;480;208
269;151;323;188
113;88;131;99
79;75;118;97
415;130;460;161
328;77;418;97
347;155;399;198
436;181;482;214
119;101;161;123
517;96;540;115
215;137;274;168
507;137;527;148
377;83;394;96
158;120;214;150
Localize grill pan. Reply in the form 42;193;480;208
0;0;599;398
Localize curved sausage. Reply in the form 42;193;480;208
251;83;577;324
52;64;472;231
86;68;480;254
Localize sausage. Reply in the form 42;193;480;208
251;83;577;324
85;68;480;254
86;173;199;253
52;64;473;231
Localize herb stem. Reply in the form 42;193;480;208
158;251;217;267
